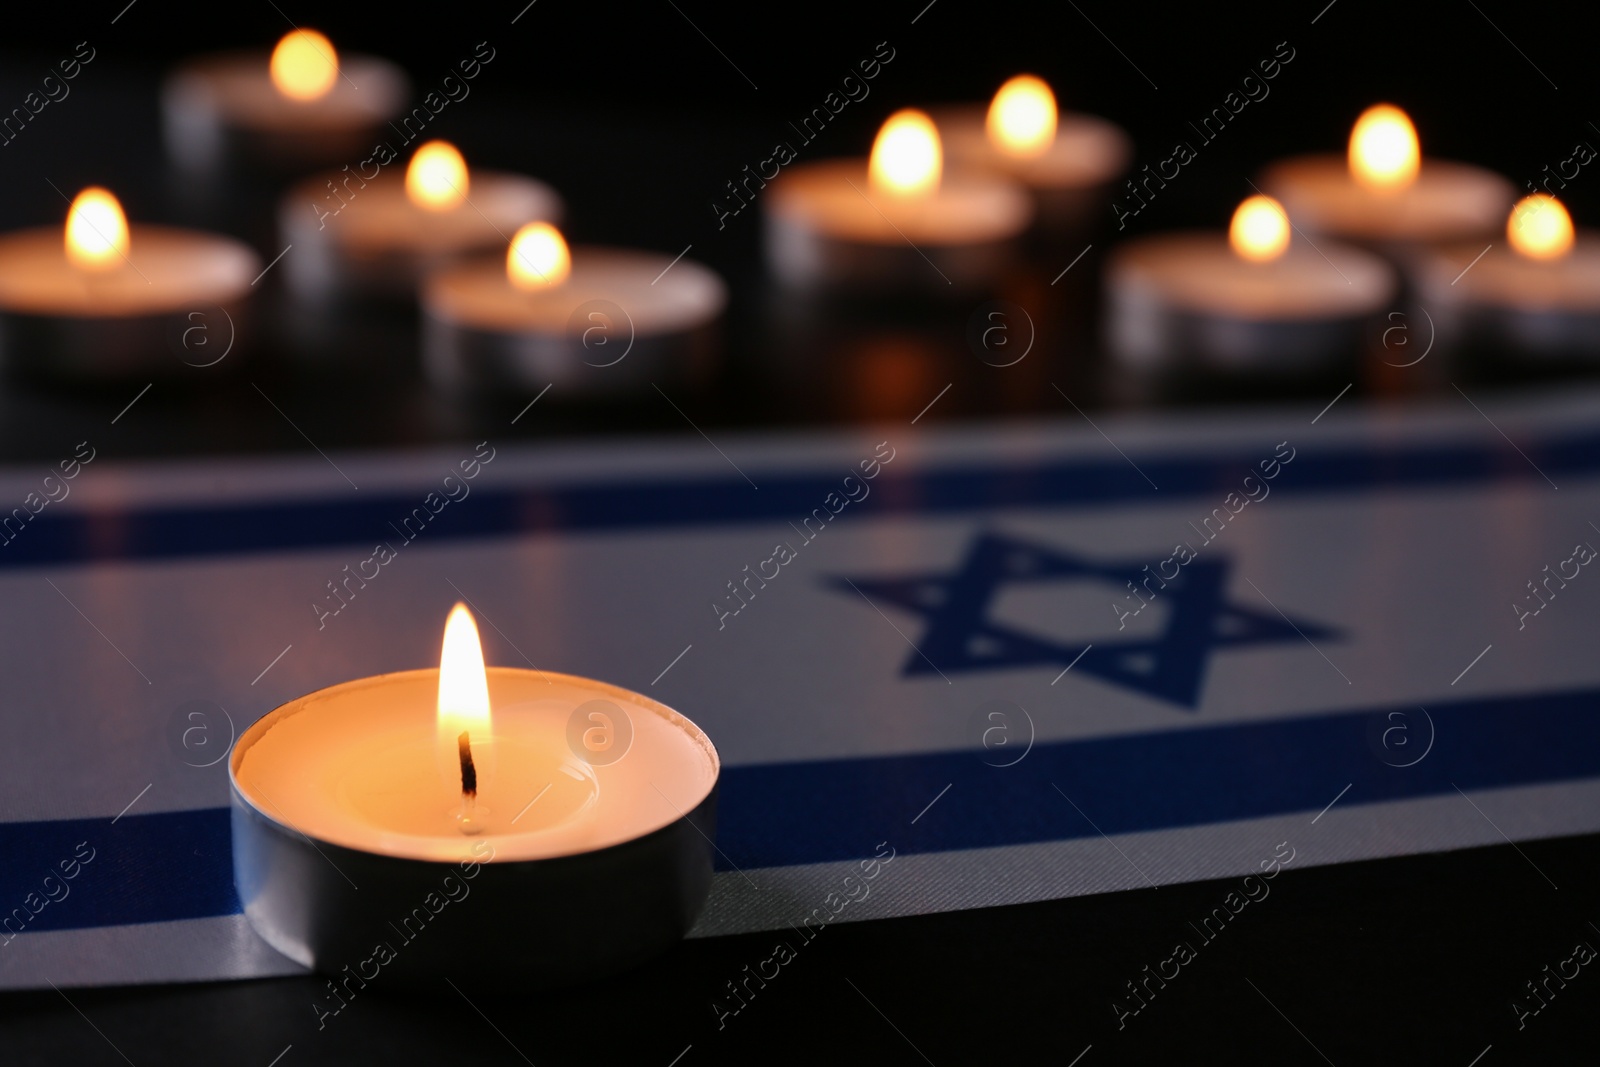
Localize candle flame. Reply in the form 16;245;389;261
1229;195;1291;263
1507;193;1574;261
1348;104;1420;193
438;602;491;746
507;222;571;290
406;141;470;211
987;75;1057;159
270;29;339;102
869;109;941;197
64;187;129;271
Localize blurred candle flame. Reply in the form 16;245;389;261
869;109;941;197
406;141;470;211
1507;194;1574;261
987;75;1057;159
1229;195;1291;262
64;187;129;271
507;222;571;290
1348;104;1420;193
270;29;339;102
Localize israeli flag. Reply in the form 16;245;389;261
2;386;1597;988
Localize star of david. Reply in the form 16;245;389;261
830;531;1338;708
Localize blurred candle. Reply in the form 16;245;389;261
163;30;408;174
0;187;259;380
1261;103;1513;247
422;222;726;395
765;109;1032;293
1106;194;1395;373
1419;194;1600;362
935;75;1130;235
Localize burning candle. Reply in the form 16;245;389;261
0;187;260;380
764;108;1032;293
279;139;563;300
1260;103;1514;247
935;75;1131;235
1419;194;1600;361
421;222;726;395
1106;194;1396;373
163;29;408;174
230;604;720;984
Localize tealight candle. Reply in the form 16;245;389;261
279;140;564;300
764;109;1033;293
1419;194;1600;360
0;187;260;381
1106;194;1396;372
422;222;727;395
1261;103;1514;247
231;604;719;985
935;75;1131;234
163;30;408;174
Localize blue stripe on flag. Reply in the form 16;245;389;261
720;687;1600;867
0;808;235;937
2;688;1595;935
1;428;1597;570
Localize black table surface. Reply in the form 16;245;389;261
4;3;1600;1062
3;833;1597;1064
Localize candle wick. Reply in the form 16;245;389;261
457;730;478;798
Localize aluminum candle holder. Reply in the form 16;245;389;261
230;666;720;987
421;247;726;396
1416;198;1600;364
0;193;260;383
934;100;1131;235
763;109;1033;295
163;41;409;176
763;161;1032;295
1107;214;1397;375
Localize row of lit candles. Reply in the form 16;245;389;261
0;28;1590;385
193;32;1600;295
48;100;1576;290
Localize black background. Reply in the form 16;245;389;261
2;1;1598;1063
4;0;1597;231
0;0;1595;466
